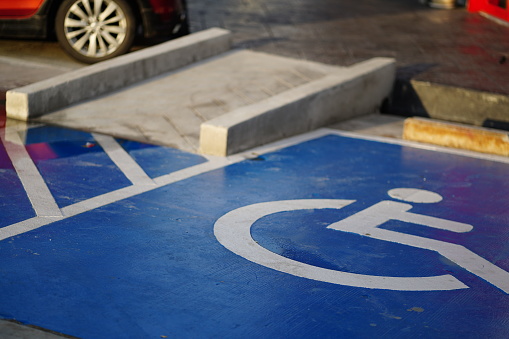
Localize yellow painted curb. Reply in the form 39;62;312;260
403;117;509;157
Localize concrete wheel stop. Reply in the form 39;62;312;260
6;28;395;156
404;117;509;157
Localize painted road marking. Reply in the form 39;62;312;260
2;127;508;234
92;133;155;186
0;157;232;241
214;198;467;292
328;189;509;294
0;124;236;240
215;188;509;293
1;127;62;217
1;128;509;338
2;127;509;241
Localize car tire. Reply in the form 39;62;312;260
173;16;190;38
55;0;136;63
173;0;190;37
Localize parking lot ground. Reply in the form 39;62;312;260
2;0;509;129
186;0;509;124
1;121;509;338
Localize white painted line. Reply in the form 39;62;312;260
92;133;155;186
0;216;63;241
240;127;509;165
214;199;468;291
0;158;232;239
2;127;508;241
323;129;509;164
231;128;331;161
61;184;152;217
60;157;232;216
153;157;231;186
0;147;233;239
1;129;62;217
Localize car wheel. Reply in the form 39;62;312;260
55;0;135;63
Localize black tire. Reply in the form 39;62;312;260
55;0;136;63
173;0;190;38
173;16;190;38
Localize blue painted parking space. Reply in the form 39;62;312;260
1;126;509;338
21;126;207;208
0;138;34;227
24;126;132;208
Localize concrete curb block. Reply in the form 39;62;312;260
384;79;509;130
0;320;67;339
411;81;509;128
403;117;509;156
199;57;396;156
6;28;232;121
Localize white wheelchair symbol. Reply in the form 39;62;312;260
214;188;509;293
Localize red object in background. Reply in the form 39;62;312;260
0;0;44;18
468;0;509;23
149;0;178;22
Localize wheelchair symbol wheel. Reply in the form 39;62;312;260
214;189;509;293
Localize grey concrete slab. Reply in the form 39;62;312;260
0;40;84;71
200;57;395;155
39;50;369;154
0;320;69;339
0;57;78;93
329;113;405;139
409;81;509;127
186;0;509;131
6;28;232;120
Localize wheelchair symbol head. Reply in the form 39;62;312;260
388;188;443;204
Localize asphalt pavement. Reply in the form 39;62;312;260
1;0;509;126
188;0;508;94
185;0;509;127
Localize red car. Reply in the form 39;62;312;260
0;0;189;63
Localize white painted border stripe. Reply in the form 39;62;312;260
0;157;233;240
243;128;509;164
1;129;62;217
0;216;63;240
92;133;155;186
2;127;508;241
325;129;509;164
61;158;232;217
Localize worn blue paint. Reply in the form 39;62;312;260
116;139;206;178
23;127;132;208
1;133;509;338
19;126;206;208
0;141;35;227
24;126;95;145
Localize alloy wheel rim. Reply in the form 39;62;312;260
64;0;127;58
